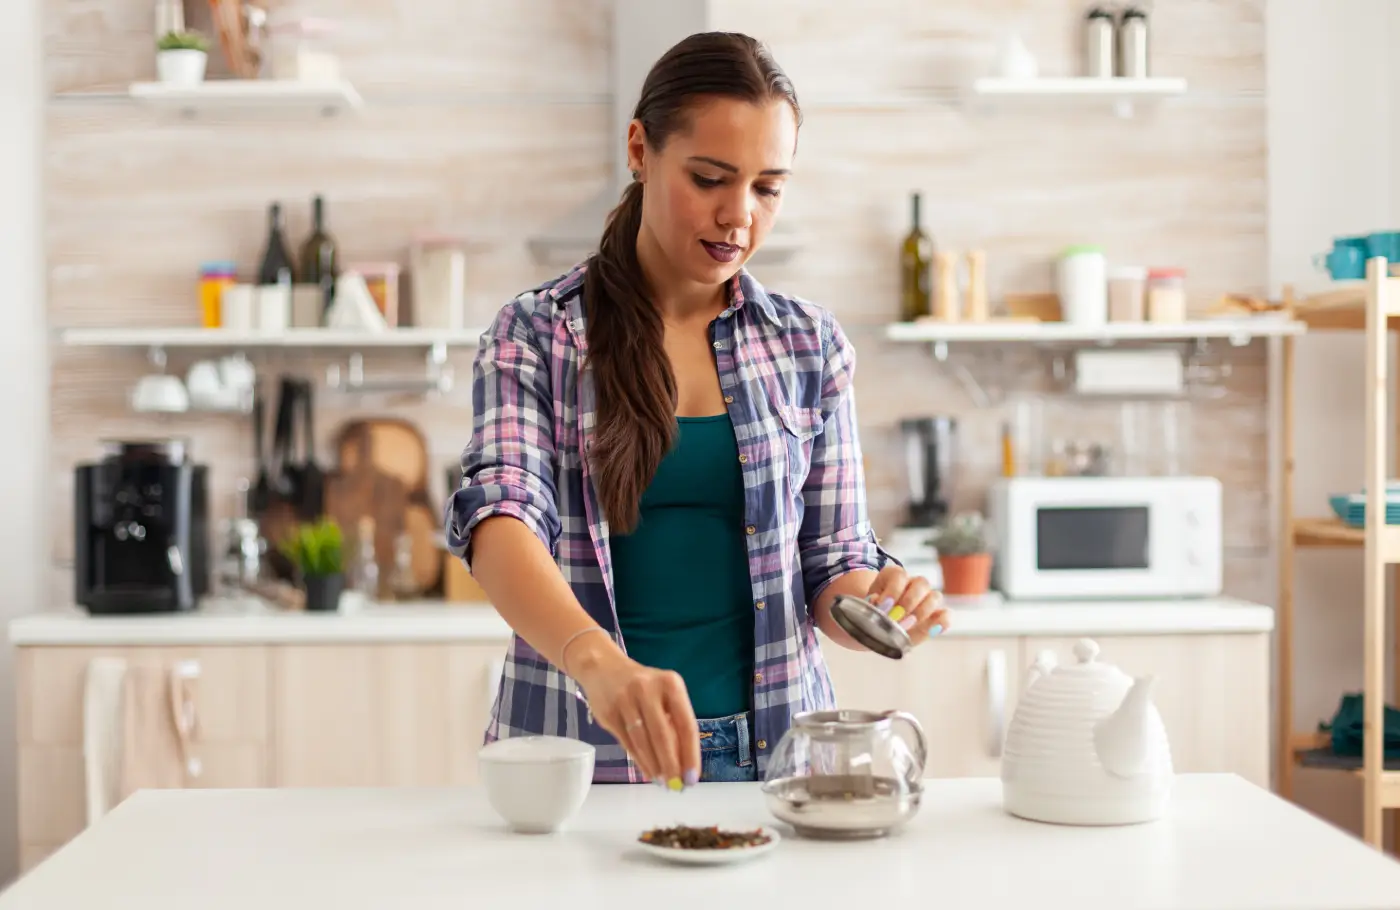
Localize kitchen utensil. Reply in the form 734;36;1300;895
478;736;595;834
1117;6;1150;77
1000;638;1173;826
636;827;780;866
249;382;272;514
296;380;325;519
899;416;955;528
761;709;927;839
1083;7;1115;77
829;594;914;659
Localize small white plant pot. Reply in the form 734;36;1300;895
157;50;208;86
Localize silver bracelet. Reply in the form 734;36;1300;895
560;627;610;677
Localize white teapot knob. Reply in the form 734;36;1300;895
1073;639;1100;663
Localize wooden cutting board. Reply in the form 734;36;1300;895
326;418;440;594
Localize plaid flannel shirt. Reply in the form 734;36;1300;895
444;260;895;782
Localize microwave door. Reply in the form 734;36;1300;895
1028;504;1153;598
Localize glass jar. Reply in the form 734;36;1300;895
198;261;237;328
1107;265;1147;322
1146;267;1187;323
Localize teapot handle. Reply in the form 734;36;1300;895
886;710;928;776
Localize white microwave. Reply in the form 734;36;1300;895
986;476;1222;600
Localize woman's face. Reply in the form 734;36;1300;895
628;97;797;288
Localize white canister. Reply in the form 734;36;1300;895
410;235;467;329
220;284;257;331
256;284;291;333
1057;245;1107;326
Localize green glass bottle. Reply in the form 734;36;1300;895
900;192;933;322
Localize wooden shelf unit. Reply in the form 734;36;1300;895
1279;259;1400;850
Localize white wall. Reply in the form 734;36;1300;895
0;0;44;888
1268;0;1400;840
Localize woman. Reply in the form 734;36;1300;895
445;31;950;790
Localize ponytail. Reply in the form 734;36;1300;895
583;179;677;534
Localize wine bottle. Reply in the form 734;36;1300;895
298;194;338;293
899;192;933;322
256;202;296;286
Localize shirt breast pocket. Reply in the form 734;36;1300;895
776;402;825;499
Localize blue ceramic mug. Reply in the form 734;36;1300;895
1366;231;1400;265
1314;236;1369;280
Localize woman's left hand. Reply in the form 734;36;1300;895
865;564;951;646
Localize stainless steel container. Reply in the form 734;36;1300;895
1083;7;1116;78
1118;7;1150;77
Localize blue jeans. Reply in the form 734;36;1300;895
697;711;759;783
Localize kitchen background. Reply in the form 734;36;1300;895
0;0;1391;882
44;0;1270;605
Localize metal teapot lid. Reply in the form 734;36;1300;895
830;594;912;660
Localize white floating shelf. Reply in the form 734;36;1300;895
970;76;1188;100
885;318;1305;345
127;79;363;115
58;327;486;349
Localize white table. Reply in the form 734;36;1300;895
4;774;1399;909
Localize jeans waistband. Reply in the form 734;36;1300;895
696;710;752;764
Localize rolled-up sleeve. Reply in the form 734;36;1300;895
797;312;900;606
444;296;562;570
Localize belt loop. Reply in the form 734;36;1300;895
737;713;752;765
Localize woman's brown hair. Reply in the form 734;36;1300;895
584;31;801;534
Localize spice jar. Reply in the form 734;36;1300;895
1107;266;1147;322
198;261;237;328
1146;268;1187;323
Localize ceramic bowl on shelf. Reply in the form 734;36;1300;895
478;735;594;834
1328;491;1400;528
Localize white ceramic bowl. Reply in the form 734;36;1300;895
478;735;595;834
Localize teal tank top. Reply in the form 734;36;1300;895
609;414;756;720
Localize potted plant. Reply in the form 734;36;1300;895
156;30;210;86
930;511;994;597
279;517;345;612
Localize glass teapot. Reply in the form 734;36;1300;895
761;709;928;839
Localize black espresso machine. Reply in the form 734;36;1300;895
74;439;211;614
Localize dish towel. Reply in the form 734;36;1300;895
82;658;204;828
81;658;127;827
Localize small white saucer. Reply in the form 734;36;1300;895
635;826;781;866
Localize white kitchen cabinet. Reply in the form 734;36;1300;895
822;636;1018;778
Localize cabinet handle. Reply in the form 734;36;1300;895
986;649;1006;758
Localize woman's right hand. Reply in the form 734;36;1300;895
573;649;701;789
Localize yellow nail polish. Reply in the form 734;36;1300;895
668;777;683;791
887;605;906;623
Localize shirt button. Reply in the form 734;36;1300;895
757;740;767;750
738;454;748;464
724;395;734;404
755;600;765;610
712;341;723;350
754;672;763;684
746;525;756;535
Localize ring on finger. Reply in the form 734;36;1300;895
626;717;644;730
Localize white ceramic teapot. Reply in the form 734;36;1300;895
1000;638;1173;826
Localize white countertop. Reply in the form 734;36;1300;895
5;775;1397;909
6;592;1273;646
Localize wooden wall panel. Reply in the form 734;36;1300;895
44;0;1271;606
